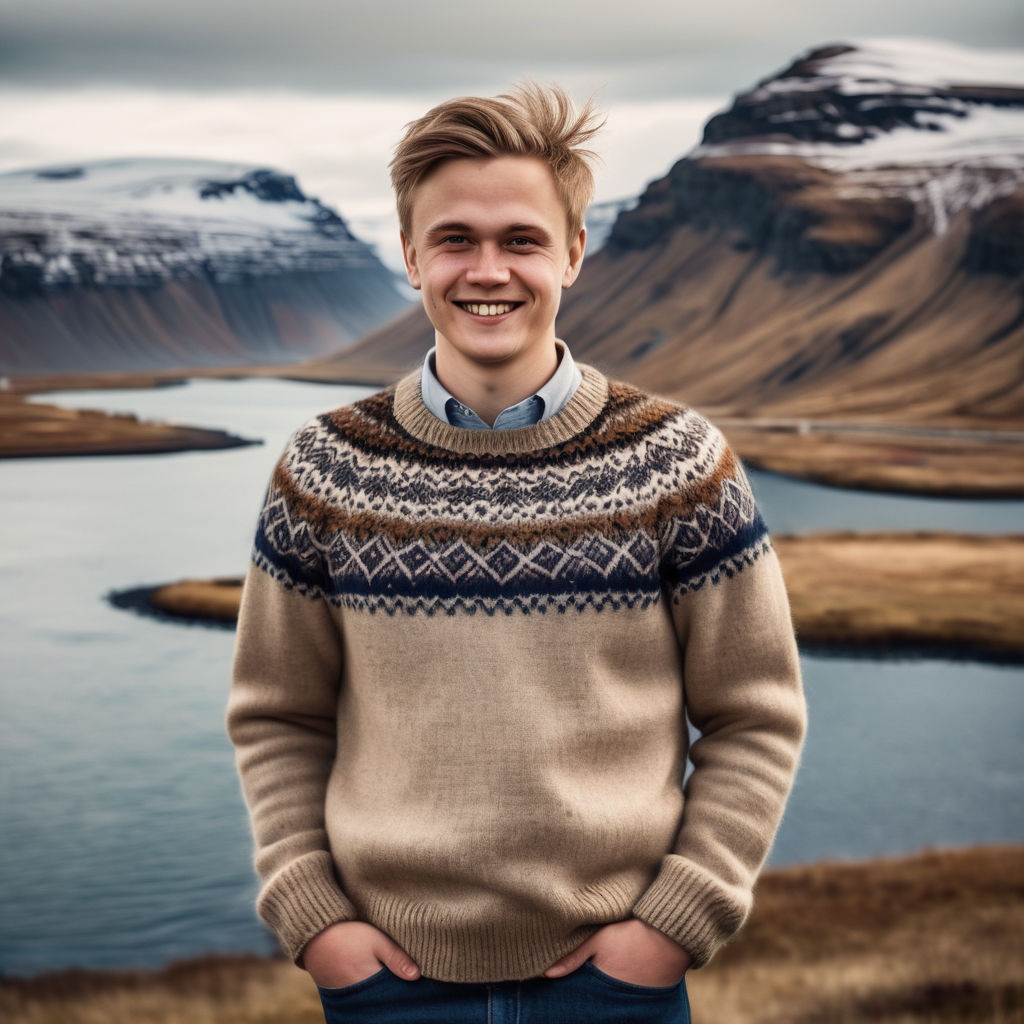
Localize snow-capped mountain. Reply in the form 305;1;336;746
329;39;1024;429
609;38;1024;262
0;158;412;373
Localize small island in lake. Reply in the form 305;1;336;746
0;389;256;458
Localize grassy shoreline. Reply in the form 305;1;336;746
724;423;1024;498
772;532;1024;661
0;392;255;458
2;845;1020;1023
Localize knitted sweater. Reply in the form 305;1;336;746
227;364;806;983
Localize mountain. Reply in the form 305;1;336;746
328;39;1024;428
0;158;412;373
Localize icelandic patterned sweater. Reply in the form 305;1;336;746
227;363;806;984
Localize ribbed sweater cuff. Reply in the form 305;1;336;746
257;850;358;964
631;856;750;968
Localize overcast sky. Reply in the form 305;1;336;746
2;0;1022;268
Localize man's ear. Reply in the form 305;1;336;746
562;227;586;288
401;231;422;290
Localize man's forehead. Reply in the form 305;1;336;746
409;156;570;236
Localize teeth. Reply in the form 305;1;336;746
462;302;514;316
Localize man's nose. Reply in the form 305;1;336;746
465;244;511;286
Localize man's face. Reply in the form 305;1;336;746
401;155;585;379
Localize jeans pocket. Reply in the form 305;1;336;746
317;965;391;998
582;961;685;995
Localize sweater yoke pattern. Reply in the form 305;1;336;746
252;370;770;617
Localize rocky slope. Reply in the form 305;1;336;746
331;39;1024;428
0;159;412;373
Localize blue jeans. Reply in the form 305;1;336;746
318;963;691;1023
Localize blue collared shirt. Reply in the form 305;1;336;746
420;341;582;430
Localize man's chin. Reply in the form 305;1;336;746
433;333;529;368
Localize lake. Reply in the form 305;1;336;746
1;378;1022;977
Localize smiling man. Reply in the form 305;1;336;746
228;84;806;1024
401;153;584;429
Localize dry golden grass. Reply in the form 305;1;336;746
149;578;243;622
0;954;323;1024
726;426;1024;497
689;845;1024;1024
0;392;250;458
2;846;1020;1024
773;532;1024;658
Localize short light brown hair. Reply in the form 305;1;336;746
390;83;603;239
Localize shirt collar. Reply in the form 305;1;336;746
419;340;582;430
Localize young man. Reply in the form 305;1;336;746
228;84;806;1023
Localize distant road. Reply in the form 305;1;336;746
714;419;1024;444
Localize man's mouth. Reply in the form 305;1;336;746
455;301;521;317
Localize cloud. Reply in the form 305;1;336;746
1;0;1020;96
0;84;721;204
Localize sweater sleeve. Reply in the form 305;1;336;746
631;433;806;968
226;449;358;963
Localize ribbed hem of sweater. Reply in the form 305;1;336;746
631;855;751;968
392;363;609;455
256;850;358;964
363;874;640;982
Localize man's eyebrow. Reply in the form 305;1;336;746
507;223;553;239
425;221;473;236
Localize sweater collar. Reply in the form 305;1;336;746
393;362;609;456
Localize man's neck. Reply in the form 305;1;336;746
433;339;560;427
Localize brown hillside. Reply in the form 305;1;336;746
566;166;1024;428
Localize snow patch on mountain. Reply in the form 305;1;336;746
2;157;350;231
693;39;1024;235
0;157;397;291
752;38;1024;96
